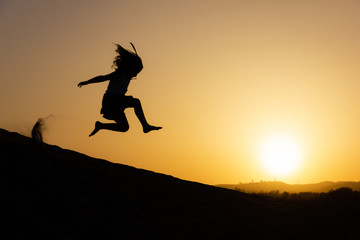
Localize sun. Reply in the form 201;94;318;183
259;135;302;177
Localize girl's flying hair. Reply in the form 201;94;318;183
112;42;143;76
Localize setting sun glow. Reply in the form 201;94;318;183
260;135;302;177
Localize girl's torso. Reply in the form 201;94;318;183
106;72;131;95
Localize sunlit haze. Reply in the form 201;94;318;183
1;0;360;185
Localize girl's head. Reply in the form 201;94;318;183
113;43;143;77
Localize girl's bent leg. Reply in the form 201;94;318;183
89;113;129;136
131;98;162;133
89;121;102;137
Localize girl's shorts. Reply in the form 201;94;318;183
100;93;134;120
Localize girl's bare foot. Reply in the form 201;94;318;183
143;125;162;133
89;121;102;137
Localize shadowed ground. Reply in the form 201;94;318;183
1;128;359;239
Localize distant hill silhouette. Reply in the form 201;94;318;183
218;181;360;193
1;128;360;239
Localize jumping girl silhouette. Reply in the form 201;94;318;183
78;43;162;136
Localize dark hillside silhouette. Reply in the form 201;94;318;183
1;128;360;239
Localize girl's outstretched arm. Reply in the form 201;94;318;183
77;74;111;88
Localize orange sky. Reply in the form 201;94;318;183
1;0;360;185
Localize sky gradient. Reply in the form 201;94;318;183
1;0;360;184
